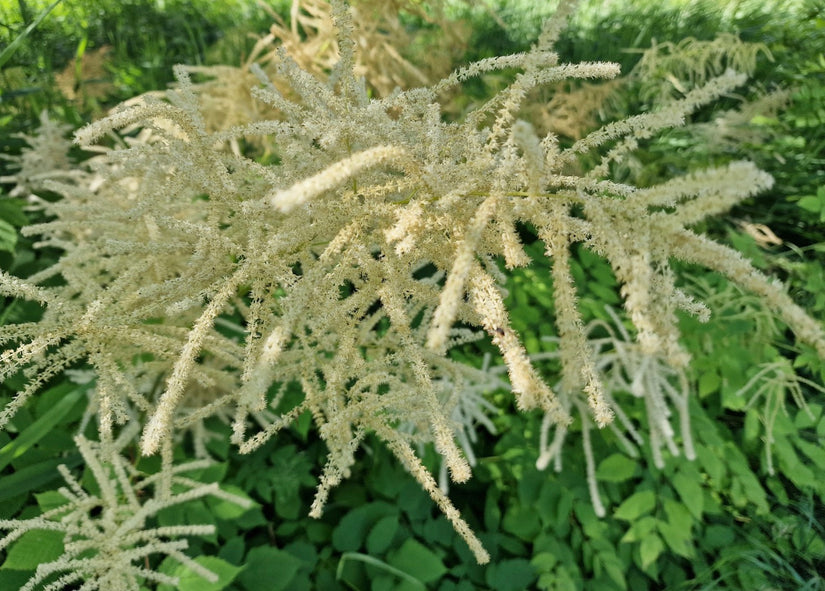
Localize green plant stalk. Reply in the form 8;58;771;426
336;552;426;590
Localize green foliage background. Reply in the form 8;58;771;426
1;0;824;589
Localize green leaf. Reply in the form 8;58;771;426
0;494;26;519
701;524;735;550
661;498;693;532
620;515;657;543
0;219;17;252
597;551;627;590
0;454;82;502
698;371;720;397
485;559;536;591
724;444;768;513
366;515;399;555
613;490;656;521
0;384;84;472
794;402;822;429
695;444;726;483
530;552;558;573
0;570;33;590
173;556;243;591
208;485;257;520
555;488;574;537
596;453;637;482
217;537;245;565
387;539;447;584
484;488;502;531
0;199;28;227
672;472;703;520
550;566;578;591
795;439;825;471
237;547;301;591
774;436;816;489
1;529;64;570
639;533;664;571
188;462;227;483
503;503;541;540
588;281;619;304
797;194;823;213
656;519;693;558
575;500;607;539
332;502;397;552
35;490;70;513
743;409;761;443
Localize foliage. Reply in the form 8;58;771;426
0;0;824;589
0;429;251;591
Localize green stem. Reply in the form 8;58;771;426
336;552;425;589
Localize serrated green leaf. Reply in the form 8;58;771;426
387;539;446;584
614;490;656;521
596;453;637;482
1;529;64;570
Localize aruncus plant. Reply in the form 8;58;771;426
1;0;823;575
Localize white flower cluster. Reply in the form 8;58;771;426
1;0;823;567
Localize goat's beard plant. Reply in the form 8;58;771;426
1;0;824;576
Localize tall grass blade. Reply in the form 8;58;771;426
0;0;64;70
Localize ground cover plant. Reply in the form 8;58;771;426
1;0;824;588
